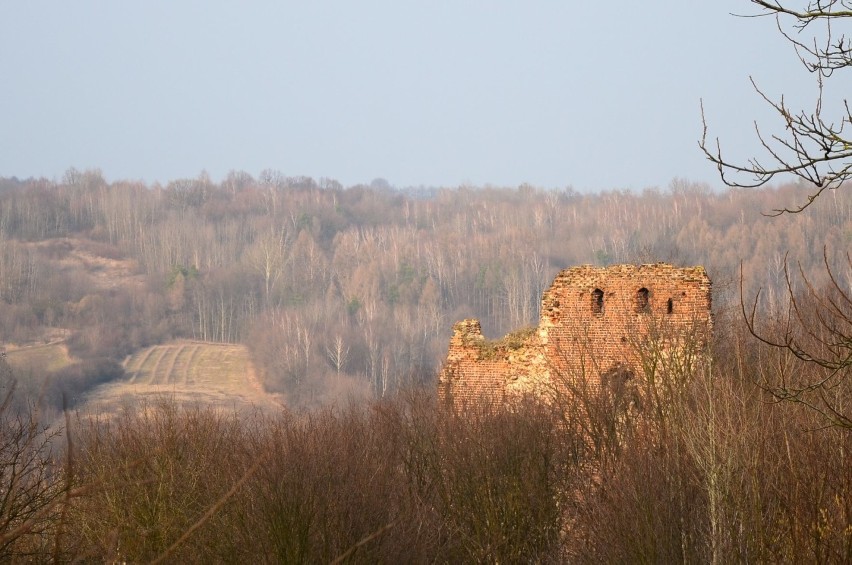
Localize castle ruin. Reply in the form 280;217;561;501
438;263;712;406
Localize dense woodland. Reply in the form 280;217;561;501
1;170;850;406
0;170;850;561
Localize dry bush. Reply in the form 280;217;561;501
68;401;253;562
424;396;570;563
743;257;852;429
238;404;406;563
234;393;571;562
0;406;67;559
0;360;70;560
62;392;571;562
563;317;852;563
13;332;848;562
560;362;708;563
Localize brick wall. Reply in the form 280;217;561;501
438;263;712;407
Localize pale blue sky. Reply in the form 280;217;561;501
0;2;832;191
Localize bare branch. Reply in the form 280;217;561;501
740;252;852;428
701;1;852;214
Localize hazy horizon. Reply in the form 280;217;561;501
0;1;833;191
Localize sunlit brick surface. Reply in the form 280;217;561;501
438;263;712;407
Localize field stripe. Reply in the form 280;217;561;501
162;344;185;386
146;346;170;385
127;346;155;384
182;344;201;385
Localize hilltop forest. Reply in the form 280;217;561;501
1;170;851;408
1;170;851;560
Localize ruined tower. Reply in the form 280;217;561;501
438;263;712;407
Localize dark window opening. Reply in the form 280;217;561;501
636;287;650;313
592;288;604;315
666;298;674;314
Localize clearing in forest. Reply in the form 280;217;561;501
84;340;282;414
5;341;74;374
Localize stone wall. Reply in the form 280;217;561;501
438;263;712;407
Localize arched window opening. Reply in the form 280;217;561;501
636;288;650;313
666;297;674;315
592;288;604;315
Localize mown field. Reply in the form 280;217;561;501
5;341;74;373
83;341;282;413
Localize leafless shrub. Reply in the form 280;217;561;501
0;361;71;560
3;344;845;562
68;400;253;562
743;251;852;428
561;313;852;563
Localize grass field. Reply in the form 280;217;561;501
5;342;74;373
83;340;283;414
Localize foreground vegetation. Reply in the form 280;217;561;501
0;169;850;560
1;312;850;562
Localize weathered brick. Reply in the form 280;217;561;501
438;263;712;407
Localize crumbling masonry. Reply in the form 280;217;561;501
438;263;712;406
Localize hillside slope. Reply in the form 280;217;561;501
82;340;283;414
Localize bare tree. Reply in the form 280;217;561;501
701;0;852;215
742;252;852;428
0;363;67;559
246;227;291;305
701;2;852;430
325;335;350;379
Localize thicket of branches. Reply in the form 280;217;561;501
0;314;849;561
702;0;852;214
701;1;852;427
